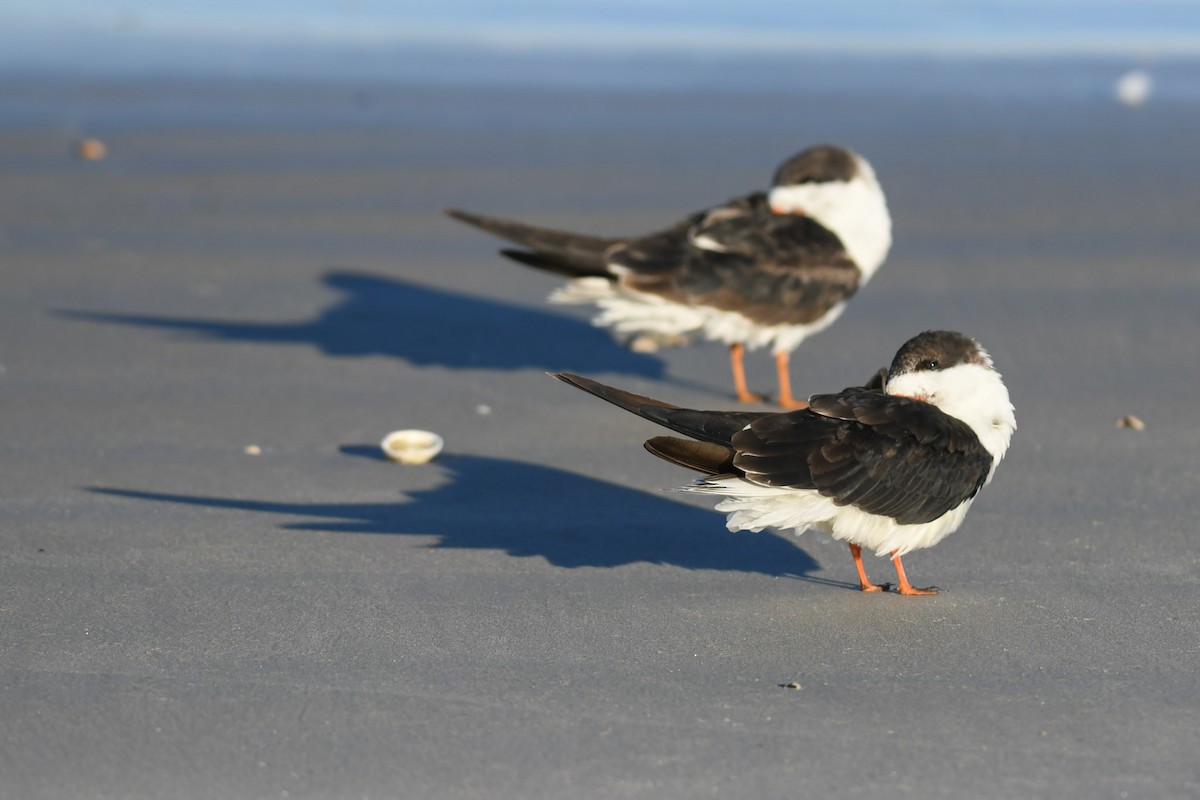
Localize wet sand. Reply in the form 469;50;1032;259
2;74;1199;798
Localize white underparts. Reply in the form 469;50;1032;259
550;278;847;353
682;477;976;557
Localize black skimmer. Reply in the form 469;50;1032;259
447;144;891;408
552;331;1015;595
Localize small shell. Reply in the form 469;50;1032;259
1115;415;1145;431
380;429;444;464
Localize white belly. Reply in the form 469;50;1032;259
683;478;973;557
549;278;844;354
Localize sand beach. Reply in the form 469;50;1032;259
2;60;1199;797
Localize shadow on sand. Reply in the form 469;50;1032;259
59;270;666;377
93;451;828;580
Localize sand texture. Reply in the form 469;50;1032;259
2;76;1199;798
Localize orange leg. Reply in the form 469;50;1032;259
730;343;763;404
890;551;939;596
775;351;808;410
849;544;885;593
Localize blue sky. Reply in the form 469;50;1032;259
1;1;1197;82
5;1;1200;54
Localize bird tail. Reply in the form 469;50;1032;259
551;373;766;448
445;209;618;279
643;436;736;475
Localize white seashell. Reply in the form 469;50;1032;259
380;429;444;464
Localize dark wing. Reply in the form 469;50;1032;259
607;194;861;327
444;208;618;278
552;372;768;446
599;216;700;275
732;391;993;525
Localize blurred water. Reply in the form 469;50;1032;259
1;3;1196;204
1;55;1198;136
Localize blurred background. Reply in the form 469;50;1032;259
2;1;1198;113
1;0;1198;87
2;0;1196;366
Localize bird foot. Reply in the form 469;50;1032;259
735;390;767;405
859;582;890;593
777;397;809;410
895;584;940;596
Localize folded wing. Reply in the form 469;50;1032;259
734;392;993;524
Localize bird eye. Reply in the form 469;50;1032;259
919;358;940;370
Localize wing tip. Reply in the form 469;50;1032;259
550;371;590;390
444;208;485;227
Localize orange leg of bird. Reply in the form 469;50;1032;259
849;544;885;592
730;343;764;403
774;350;808;409
890;551;939;596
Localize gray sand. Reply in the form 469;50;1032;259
2;77;1199;798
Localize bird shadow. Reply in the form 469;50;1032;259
58;269;665;376
92;450;829;580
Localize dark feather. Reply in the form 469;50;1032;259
643;437;736;474
555;372;993;526
609;194;862;327
733;393;993;524
445;209;616;277
551;373;766;446
499;249;611;280
449;190;862;329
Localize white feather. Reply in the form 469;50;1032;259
683;478;975;557
549;280;849;354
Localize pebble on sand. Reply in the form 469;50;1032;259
75;138;108;161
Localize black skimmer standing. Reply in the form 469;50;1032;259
552;331;1015;595
447;144;892;409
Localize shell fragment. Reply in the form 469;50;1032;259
380;429;444;464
